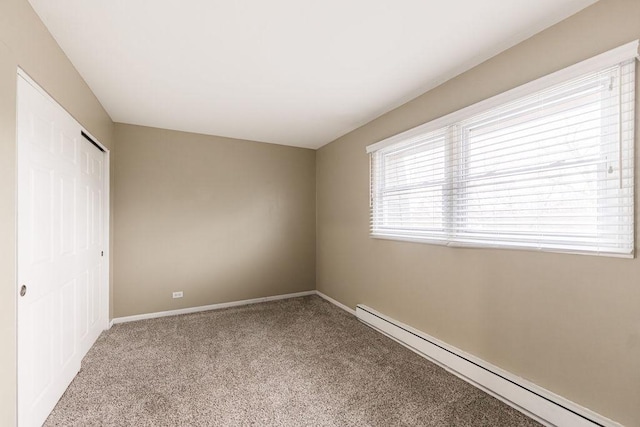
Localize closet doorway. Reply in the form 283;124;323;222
16;71;110;427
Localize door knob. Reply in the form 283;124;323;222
20;285;26;297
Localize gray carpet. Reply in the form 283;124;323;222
45;296;540;426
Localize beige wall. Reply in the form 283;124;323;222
113;124;315;318
0;1;115;424
316;0;640;425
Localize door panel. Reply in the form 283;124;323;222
17;75;107;427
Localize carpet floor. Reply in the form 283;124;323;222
45;296;541;426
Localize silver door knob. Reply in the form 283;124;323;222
20;285;26;297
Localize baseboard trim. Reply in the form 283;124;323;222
356;304;622;427
315;291;356;315
110;290;316;325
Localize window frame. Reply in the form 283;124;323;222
367;41;638;258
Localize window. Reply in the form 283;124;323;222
368;42;637;257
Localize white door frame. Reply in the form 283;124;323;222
15;68;111;423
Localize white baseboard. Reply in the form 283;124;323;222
356;304;621;427
315;290;356;315
109;290;316;326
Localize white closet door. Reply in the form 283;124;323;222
17;75;106;427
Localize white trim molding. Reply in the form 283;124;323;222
109;290;356;328
110;290;316;327
356;304;622;427
315;291;356;315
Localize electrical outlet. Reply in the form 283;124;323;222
172;291;183;299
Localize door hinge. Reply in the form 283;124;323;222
101;251;104;257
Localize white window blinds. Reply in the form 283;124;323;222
368;42;637;257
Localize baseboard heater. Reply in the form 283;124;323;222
355;305;621;427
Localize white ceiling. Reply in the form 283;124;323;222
28;0;597;149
